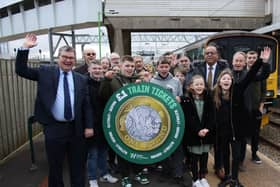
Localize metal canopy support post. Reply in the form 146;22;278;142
48;28;54;64
48;29;77;63
71;29;76;60
98;11;102;59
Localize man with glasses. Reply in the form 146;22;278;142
75;46;97;74
15;33;94;187
192;44;229;90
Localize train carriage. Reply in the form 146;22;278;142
173;31;279;126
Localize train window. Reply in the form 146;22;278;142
233;46;250;53
0;8;8;18
23;0;35;11
209;36;277;73
10;4;20;14
38;0;51;7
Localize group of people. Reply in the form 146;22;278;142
15;33;271;187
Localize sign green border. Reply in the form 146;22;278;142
103;82;185;164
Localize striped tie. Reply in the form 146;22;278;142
207;66;213;89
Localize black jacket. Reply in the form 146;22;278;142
87;77;107;145
180;91;215;146
215;58;265;141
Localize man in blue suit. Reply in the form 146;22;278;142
16;33;94;187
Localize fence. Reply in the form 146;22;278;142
0;59;41;161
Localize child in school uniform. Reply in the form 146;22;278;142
180;75;214;187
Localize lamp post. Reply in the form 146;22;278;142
98;10;102;59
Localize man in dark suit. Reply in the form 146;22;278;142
192;44;229;90
15;33;94;187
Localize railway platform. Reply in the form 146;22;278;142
0;134;279;187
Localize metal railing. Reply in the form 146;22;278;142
0;59;41;161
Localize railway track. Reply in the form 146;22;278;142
259;107;280;152
257;107;280;163
259;135;280;151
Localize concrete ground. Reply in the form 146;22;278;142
0;134;279;187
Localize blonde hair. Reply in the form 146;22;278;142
187;74;205;98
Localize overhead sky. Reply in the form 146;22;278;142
3;26;214;62
6;27;111;61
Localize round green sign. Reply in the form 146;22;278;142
103;82;185;164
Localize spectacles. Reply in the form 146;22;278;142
61;55;75;60
86;53;96;56
205;52;217;56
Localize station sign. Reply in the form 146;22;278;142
103;82;185;164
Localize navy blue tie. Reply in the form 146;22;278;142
63;72;72;121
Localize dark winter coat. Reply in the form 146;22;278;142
87;76;107;146
180;91;215;146
215;58;265;141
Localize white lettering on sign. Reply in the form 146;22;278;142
163;141;175;153
174;127;180;139
109;101;117;112
150;152;162;159
116;144;128;155
109;132;116;143
116;90;128;102
107;114;111;128
174;110;180;124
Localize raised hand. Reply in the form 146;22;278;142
23;33;37;48
260;46;271;63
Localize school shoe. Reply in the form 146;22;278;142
155;164;163;172
89;180;99;187
218;179;232;187
192;179;203;187
99;173;118;183
252;154;262;164
121;177;132;187
200;178;210;187
215;168;225;180
142;167;149;174
134;172;150;184
230;180;244;187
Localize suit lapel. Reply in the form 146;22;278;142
73;72;79;113
53;67;60;94
214;64;220;84
45;67;60;111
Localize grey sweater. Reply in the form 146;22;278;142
150;72;183;97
